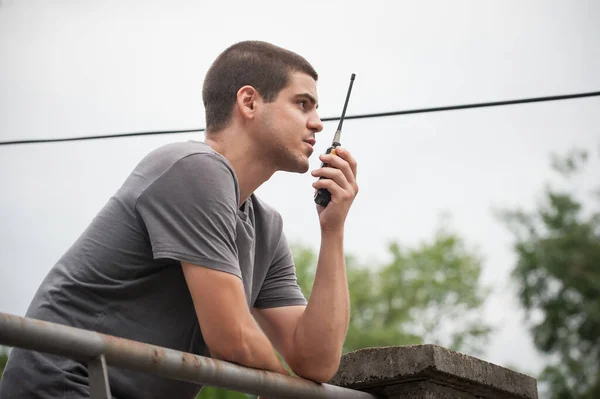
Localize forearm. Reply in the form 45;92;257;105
291;229;350;379
217;319;289;376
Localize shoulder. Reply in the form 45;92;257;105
130;141;239;204
140;141;234;175
139;141;237;185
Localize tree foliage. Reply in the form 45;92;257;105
197;386;249;399
294;224;491;355
0;346;8;379
200;224;490;398
498;148;600;398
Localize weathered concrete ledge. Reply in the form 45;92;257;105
328;345;538;399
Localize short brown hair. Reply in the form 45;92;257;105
202;41;318;132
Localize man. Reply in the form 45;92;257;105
0;40;358;398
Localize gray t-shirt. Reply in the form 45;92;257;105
0;141;307;399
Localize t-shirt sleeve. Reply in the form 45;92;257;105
254;228;308;309
135;153;241;278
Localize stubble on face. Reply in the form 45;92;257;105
256;73;319;174
258;107;309;173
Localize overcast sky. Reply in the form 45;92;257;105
1;0;599;378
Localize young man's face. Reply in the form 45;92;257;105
256;71;324;173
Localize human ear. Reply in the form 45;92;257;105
236;85;258;120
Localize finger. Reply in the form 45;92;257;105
319;148;357;186
312;178;349;201
311;167;350;190
334;147;358;180
318;154;355;187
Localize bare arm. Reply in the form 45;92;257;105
295;228;349;376
253;230;349;382
253;147;358;383
182;262;289;376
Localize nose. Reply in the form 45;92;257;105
308;113;324;134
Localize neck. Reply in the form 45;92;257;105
204;125;274;207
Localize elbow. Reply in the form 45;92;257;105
206;331;251;365
290;355;341;383
210;343;251;365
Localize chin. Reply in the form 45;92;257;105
297;163;310;173
297;156;311;173
283;157;310;174
274;148;311;173
287;163;309;174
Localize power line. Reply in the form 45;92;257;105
327;90;600;121
1;128;205;146
1;90;599;146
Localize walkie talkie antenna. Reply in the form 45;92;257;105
332;73;356;144
314;73;356;207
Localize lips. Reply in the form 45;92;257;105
303;138;315;156
303;138;316;146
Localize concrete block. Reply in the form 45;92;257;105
328;345;538;399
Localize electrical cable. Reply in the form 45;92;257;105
1;90;599;146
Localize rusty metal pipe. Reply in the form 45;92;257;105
0;312;377;399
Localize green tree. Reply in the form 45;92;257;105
498;148;600;398
293;222;491;355
198;222;491;398
197;386;249;399
0;346;8;379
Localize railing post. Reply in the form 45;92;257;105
88;354;112;399
0;313;377;399
328;345;538;398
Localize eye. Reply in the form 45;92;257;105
298;100;307;109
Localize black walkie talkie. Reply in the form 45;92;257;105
314;73;356;207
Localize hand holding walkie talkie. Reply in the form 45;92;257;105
313;73;356;207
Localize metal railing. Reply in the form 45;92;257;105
0;312;377;399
